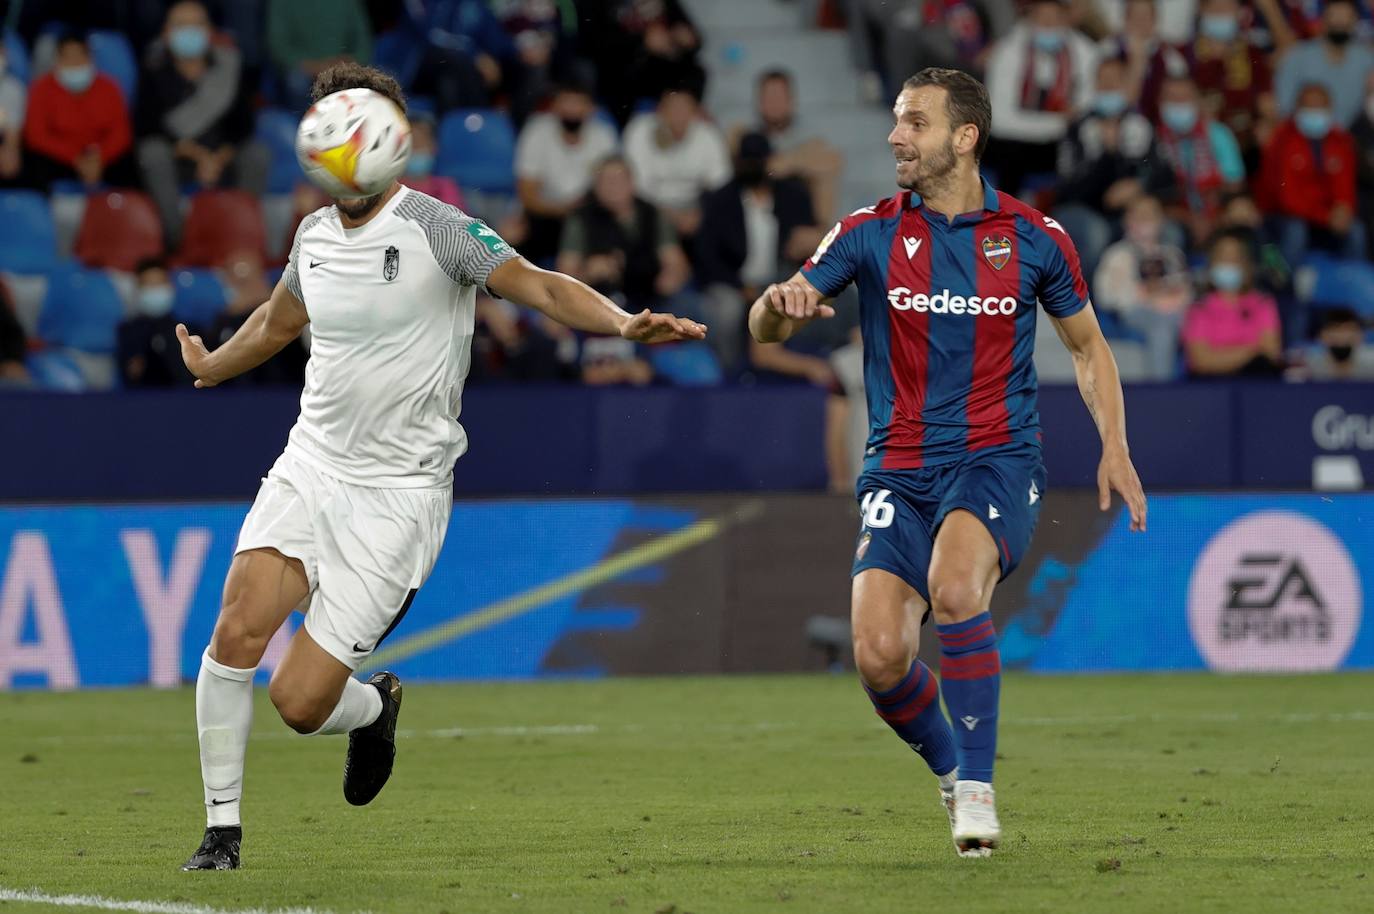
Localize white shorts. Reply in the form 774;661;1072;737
236;450;451;669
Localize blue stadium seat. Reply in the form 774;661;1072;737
171;268;229;326
89;30;137;104
255;108;303;193
25;349;86;391
436;109;516;194
1303;254;1374;318
0;191;58;272
648;342;723;386
37;266;124;353
4;31;30;84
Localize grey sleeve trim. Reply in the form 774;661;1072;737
283;209;328;304
393;192;520;288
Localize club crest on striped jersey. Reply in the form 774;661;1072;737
982;235;1013;271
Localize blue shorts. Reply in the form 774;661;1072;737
852;443;1047;605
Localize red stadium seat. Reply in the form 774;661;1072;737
73;190;164;272
175;190;267;268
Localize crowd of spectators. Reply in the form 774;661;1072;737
2;0;1372;405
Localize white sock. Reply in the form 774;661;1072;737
309;676;383;736
196;650;255;828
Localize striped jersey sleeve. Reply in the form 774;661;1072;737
282;208;329;304
1033;213;1090;318
393;191;520;289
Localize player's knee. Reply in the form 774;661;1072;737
209;606;274;667
268;678;328;734
853;630;912;692
928;578;985;625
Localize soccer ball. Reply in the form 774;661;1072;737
296;88;412;199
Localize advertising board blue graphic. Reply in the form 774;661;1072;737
0;501;698;690
1004;494;1374;672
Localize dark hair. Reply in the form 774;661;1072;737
135;256;168;275
55;26;89;51
1321;307;1362;328
552;75;595;99
902;67;992;161
758;68;793;90
309;62;407;114
593;153;631;175
1297;81;1332;103
1208;227;1254;257
1326;0;1358;13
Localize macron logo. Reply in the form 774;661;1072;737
903;237;922;260
961;716;980;730
1029;481;1040;505
988;504;1001;520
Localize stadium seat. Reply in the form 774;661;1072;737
88;30;137;104
171;268;229;326
37;266;124;353
73;190;163;272
255;108;304;194
0;191;59;273
4;31;30;83
436;109;516;194
176;190;267;267
25;349;86;391
1300;254;1374;319
649;342;723;386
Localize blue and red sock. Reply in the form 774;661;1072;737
864;660;957;777
936;611;1001;783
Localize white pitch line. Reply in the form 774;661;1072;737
0;887;364;914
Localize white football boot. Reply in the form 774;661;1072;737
952;780;1000;856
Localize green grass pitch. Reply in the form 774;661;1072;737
2;673;1372;914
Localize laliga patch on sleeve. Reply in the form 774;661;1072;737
467;220;513;255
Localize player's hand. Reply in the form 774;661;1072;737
175;323;218;389
620;309;707;344
762;278;834;322
1099;445;1147;532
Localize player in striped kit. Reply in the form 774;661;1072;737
749;68;1147;856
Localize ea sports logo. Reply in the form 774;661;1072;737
1187;511;1361;671
886;287;1018;316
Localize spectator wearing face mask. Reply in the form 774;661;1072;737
1217;190;1291;294
1055;56;1161;280
1306;307;1374;379
399;115;466;208
1185;0;1276;167
0;47;25;184
1153;73;1246;244
697;132;822;377
1258;82;1363;273
984;0;1099;197
511;80;619;264
136;1;270;246
1093;195;1192;379
23;29;134;189
118;258;195;388
1100;0;1188;124
1183;230;1283;377
1276;0;1374;127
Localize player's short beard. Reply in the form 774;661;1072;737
901;136;958;196
336;192;386;220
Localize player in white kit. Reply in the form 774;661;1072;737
177;64;706;871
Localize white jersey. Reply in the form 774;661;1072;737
281;186;518;488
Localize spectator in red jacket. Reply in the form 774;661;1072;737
22;30;134;189
1259;82;1364;270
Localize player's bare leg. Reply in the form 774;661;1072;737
851;568;961;849
928;510;1005;856
184;548;308;871
268;626;402;806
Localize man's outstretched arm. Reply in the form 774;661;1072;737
486;257;706;343
748;271;835;343
1050;303;1148;532
177;280;309;388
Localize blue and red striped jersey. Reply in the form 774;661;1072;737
801;178;1089;471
